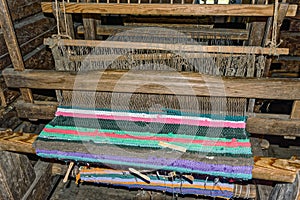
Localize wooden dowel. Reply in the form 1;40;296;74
129;168;151;182
44;38;289;55
159;141;187;152
40;3;298;17
63;162;74;183
76;25;249;40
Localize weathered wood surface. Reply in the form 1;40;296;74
247;117;300;137
0;129;37;154
0;151;36;200
280;31;300;56
15;100;57;120
3;69;300;100
44;38;290;55
0;0;33;103
253;156;300;183
7;0;41;22
0;13;56;69
76;25;249;40
291;101;300;119
269;172;300;200
23;45;55;70
41;3;298;17
21;161;54;200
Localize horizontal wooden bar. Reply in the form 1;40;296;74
41;3;298;17
0;129;37;154
247;118;300;137
76;25;249;40
15;100;57;120
3;68;300;100
44;38;289;55
253;156;300;183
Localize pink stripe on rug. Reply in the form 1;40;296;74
43;128;250;148
55;111;246;129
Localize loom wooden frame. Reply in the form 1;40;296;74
41;3;298;17
44;38;290;55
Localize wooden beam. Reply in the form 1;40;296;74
0;129;37;154
3;68;300;100
76;25;249;40
15;100;57;120
44;38;290;55
247;117;300;137
40;3;298;17
253;156;300;183
0;0;33;103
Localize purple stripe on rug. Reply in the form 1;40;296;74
36;149;252;174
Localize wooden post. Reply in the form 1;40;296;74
0;0;33;103
81;0;97;40
0;151;36;200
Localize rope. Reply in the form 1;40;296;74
267;0;283;55
52;0;72;40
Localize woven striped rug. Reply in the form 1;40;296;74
34;106;253;182
78;167;235;199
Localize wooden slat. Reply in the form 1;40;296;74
0;0;33;103
41;3;298;17
253;156;300;183
0;129;37;154
3;68;300;100
15;100;57;120
291;101;300;119
77;25;249;40
44;38;290;55
247;117;300;137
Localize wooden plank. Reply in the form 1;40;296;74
3;68;300;100
291;101;300;119
0;13;56;69
0;151;36;200
253;156;300;183
7;0;41;22
269;172;300;200
0;0;33;103
248;21;266;46
77;25;249;40
21;161;54;200
15;100;57;120
40;3;298;17
81;0;97;40
44;38;290;55
247;117;300;137
0;129;37;154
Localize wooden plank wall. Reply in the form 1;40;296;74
0;0;56;107
269;0;300;78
